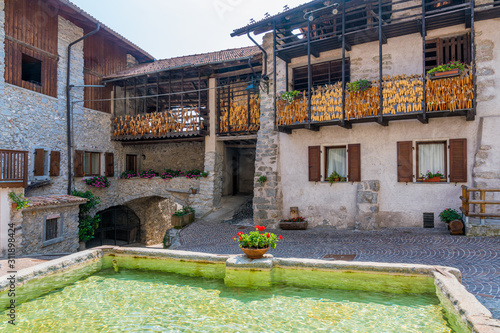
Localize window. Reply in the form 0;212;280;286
84;152;101;176
22;54;42;86
308;144;361;182
126;155;138;173
43;214;62;246
325;146;347;178
293;59;350;92
397;139;467;183
45;218;58;241
417;142;447;181
425;33;471;71
34;149;60;179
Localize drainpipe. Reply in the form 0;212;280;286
66;23;101;195
247;31;268;81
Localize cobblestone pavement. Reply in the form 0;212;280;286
0;255;65;277
176;221;500;319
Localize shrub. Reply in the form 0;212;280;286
161;169;183;179
139;169;158;179
347;79;372;92
72;191;101;242
119;171;138;179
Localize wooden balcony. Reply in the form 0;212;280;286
218;95;260;135
0;149;28;188
277;71;473;132
113;108;208;142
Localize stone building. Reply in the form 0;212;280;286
2;0;500;257
230;0;500;234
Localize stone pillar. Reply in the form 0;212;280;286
355;180;380;230
193;78;224;216
253;33;286;227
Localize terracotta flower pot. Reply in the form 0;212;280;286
431;68;460;79
241;247;269;259
11;203;18;210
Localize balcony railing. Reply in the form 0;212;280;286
0;149;28;188
277;71;473;129
113;107;208;141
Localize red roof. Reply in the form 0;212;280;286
104;45;261;80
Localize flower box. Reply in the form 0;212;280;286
172;214;191;228
279;221;308;230
423;176;442;182
430;69;460;80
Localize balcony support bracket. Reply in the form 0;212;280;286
306;123;320;131
417;114;429;124
466;109;475;121
340;120;352;129
377;118;389;126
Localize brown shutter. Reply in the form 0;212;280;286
308;146;321;182
449;138;467;182
348;144;361;182
50;151;60;177
34;149;45;176
105;152;114;177
74;150;84;177
397;141;413;182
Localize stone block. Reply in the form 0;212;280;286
357;192;378;204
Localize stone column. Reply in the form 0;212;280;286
355;181;380;230
253;33;286;227
193;78;224;216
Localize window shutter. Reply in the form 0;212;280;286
34;149;45;176
449;138;467;182
50;151;60;177
348;144;361;182
105;152;114;177
308;146;321;182
74;150;84;177
397;141;413;182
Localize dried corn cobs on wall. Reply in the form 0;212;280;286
426;68;473;112
276;71;473;126
219;95;260;133
113;108;203;138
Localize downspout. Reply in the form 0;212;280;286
66;23;101;195
247;31;268;80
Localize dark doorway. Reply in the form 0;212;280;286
87;206;140;248
224;147;256;196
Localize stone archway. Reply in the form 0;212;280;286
124;196;180;246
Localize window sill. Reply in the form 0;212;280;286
43;237;64;247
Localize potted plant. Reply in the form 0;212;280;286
280;90;301;104
233;225;283;259
439;208;464;235
8;192;30;211
85;176;111;188
347;79;372;92
340;177;347;182
189;187;197;194
428;61;465;79
421;171;444;182
280;216;308;230
171;206;195;228
326;171;342;185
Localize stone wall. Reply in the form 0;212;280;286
20;202;80;255
117;141;205;174
253;33;285;227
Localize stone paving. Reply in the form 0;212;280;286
176;221;500;319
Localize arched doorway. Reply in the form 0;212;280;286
87;206;140;248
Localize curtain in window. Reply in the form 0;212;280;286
91;153;100;175
84;152;91;175
419;143;445;177
327;148;347;177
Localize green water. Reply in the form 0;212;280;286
1;268;455;332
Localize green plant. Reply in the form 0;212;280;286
326;171;342;185
421;170;444;180
347;79;372;92
340;177;347;182
428;61;466;75
172;206;194;217
233;225;283;249
439;208;462;223
280;90;301;104
8;192;30;210
257;175;267;185
72;191;101;242
119;171;138;179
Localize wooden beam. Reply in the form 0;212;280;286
217;134;258;141
212;66;263;78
